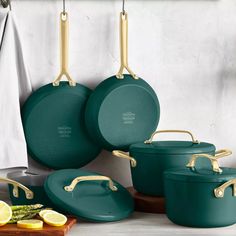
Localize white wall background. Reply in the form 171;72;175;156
1;0;236;192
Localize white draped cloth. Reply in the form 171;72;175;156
0;9;32;170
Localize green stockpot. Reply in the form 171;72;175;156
6;171;55;208
21;13;101;169
112;130;216;196
84;12;160;151
44;169;134;222
164;149;236;228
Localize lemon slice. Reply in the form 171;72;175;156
17;219;43;229
0;201;12;226
39;209;58;218
43;212;67;227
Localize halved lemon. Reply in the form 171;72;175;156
17;219;43;229
43;212;67;227
0;201;12;226
39;209;58;218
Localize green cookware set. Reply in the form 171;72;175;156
2;2;235;229
4;8;159;223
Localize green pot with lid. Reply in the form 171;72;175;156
112;130;216;196
164;149;236;228
6;171;55;208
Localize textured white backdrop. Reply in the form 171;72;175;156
1;0;236;190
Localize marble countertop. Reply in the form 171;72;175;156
2;193;236;236
67;212;236;236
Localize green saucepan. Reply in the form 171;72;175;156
112;130;216;196
164;149;236;228
85;12;160;151
6;171;54;207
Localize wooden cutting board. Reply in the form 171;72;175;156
0;216;77;236
127;187;165;214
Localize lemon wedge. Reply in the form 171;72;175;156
39;209;58;218
43;212;67;227
0;201;12;226
17;219;43;229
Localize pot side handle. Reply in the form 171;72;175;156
214;179;236;198
64;175;118;192
0;177;34;199
144;130;200;144
186;149;232;173
112;150;137;167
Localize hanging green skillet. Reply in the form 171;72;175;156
21;12;101;169
85;11;160;151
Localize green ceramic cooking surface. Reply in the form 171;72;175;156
85;74;160;151
22;82;101;169
165;167;236;183
130;141;215;154
44;169;134;222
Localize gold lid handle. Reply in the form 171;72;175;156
53;12;76;87
0;177;34;199
214;179;236;198
116;12;138;80
112;150;137;167
144;130;199;144
186;149;232;173
64;175;118;192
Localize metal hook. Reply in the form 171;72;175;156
1;0;11;10
122;0;125;15
62;0;66;15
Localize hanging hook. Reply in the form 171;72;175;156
1;0;11;10
122;0;125;15
62;0;66;15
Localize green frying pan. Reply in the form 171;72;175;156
22;12;101;169
85;12;160;151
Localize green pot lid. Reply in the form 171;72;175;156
130;141;215;155
164;167;236;183
44;169;134;222
22;82;101;169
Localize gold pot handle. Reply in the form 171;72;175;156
116;12;138;80
214;179;236;198
64;175;118;192
214;149;233;159
144;130;199;144
0;177;34;199
53;12;76;87
112;150;137;167
186;149;232;173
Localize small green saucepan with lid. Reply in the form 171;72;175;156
7;171;54;207
112;130;216;196
164;149;236;228
0;177;34;202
